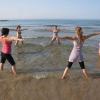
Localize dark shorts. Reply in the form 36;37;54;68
67;61;85;69
1;52;15;65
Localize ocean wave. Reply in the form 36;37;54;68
0;24;100;31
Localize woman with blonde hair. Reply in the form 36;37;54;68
61;26;100;79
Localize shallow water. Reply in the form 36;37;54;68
0;37;98;75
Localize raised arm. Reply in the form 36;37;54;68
84;32;100;40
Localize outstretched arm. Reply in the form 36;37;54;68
60;36;75;40
10;37;23;41
48;29;53;32
9;29;16;31
84;32;100;40
21;29;27;31
10;29;27;31
57;29;61;32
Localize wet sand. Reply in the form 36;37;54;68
0;71;100;100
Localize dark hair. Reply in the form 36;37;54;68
16;25;21;30
1;28;9;36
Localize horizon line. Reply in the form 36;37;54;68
0;18;100;20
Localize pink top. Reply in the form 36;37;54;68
0;37;12;54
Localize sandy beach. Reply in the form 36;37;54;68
0;71;100;100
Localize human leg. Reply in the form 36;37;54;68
82;69;88;79
15;40;19;45
6;54;16;75
0;52;6;71
61;62;73;79
56;36;61;44
0;63;4;71
21;40;24;44
79;61;89;79
20;36;23;45
11;65;16;76
50;36;56;44
99;48;100;56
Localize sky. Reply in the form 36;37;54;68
0;0;100;19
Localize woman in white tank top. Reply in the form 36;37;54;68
61;26;100;79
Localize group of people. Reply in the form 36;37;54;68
0;25;100;80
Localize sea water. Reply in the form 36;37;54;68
0;19;100;73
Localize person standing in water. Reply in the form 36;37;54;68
61;26;100;79
50;25;61;44
0;28;23;75
15;25;24;45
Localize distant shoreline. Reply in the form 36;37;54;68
0;20;8;21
